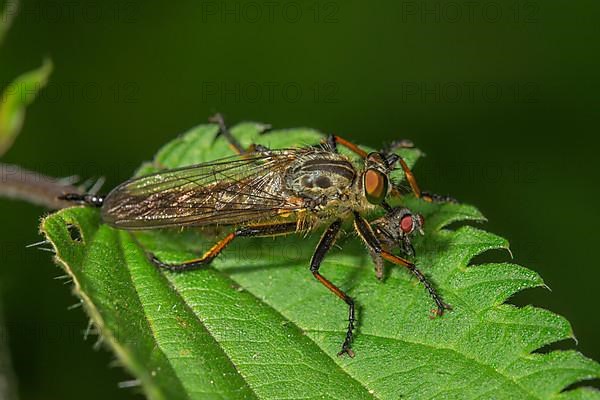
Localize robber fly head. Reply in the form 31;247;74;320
362;152;399;205
372;207;425;256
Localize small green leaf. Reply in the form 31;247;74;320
0;58;52;156
41;123;600;399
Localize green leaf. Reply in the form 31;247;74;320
0;58;53;156
41;123;600;399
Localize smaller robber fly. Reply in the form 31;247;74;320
60;115;453;357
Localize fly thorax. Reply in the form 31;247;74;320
284;155;356;202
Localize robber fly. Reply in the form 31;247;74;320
60;114;452;357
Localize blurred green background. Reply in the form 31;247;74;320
0;0;598;398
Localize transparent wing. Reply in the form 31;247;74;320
101;150;309;229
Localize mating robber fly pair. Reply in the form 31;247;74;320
60;115;454;357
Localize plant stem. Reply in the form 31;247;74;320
0;163;82;209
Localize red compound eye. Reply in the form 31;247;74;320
400;214;414;234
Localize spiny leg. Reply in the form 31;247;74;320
326;134;428;200
380;251;452;317
150;222;298;272
395;157;423;199
210;113;272;155
353;212;451;317
209;113;245;154
309;219;356;357
326;134;368;158
326;135;410;207
388;151;458;202
328;134;413;168
378;138;425;198
330;136;413;160
324;136;444;209
390;157;457;203
382;139;458;203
